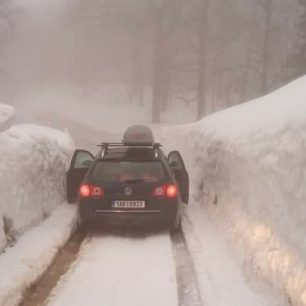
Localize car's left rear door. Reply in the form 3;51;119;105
67;150;94;203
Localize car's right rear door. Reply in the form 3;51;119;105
168;151;189;204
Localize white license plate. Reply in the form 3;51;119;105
112;201;145;208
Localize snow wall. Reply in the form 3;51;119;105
159;76;306;306
0;107;74;251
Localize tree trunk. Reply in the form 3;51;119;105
131;34;144;105
261;0;273;95
152;4;166;123
197;0;209;120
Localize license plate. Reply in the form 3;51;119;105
112;201;145;208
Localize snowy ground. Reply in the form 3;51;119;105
0;104;77;306
0;123;74;251
46;231;178;306
182;203;284;306
158;76;306;306
0;204;77;306
2;78;305;306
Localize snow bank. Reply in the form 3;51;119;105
0;204;77;306
0;104;15;132
159;76;306;306
0;124;74;251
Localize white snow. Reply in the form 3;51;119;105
158;76;306;306
0;104;15;133
0;123;74;251
1;75;305;306
182;204;285;306
0;204;77;306
46;231;178;306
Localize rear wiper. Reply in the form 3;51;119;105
121;179;145;184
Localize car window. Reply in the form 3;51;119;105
168;152;184;170
74;151;94;168
91;161;166;183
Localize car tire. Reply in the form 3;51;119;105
78;219;89;232
170;215;182;233
67;196;75;204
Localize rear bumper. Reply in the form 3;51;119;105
78;200;180;228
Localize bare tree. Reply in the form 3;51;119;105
151;0;170;122
196;0;210;119
259;0;273;94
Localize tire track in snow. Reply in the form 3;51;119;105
20;226;203;306
45;229;178;306
20;228;87;306
171;229;203;306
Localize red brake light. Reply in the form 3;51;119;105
79;184;104;198
166;185;177;198
80;184;91;198
153;185;177;198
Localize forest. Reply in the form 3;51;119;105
0;0;305;121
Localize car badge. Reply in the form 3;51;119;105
124;187;133;196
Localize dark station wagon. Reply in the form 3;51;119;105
66;126;189;231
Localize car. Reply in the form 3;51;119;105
66;126;189;231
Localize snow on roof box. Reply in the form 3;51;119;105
123;125;154;145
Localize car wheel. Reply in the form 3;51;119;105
170;215;182;233
66;185;75;203
67;196;75;204
78;220;89;232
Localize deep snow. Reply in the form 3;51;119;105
0;122;74;251
2;76;305;306
182;204;283;306
0;107;77;306
158;76;306;306
0;204;77;306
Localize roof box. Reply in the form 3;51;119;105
123;125;154;146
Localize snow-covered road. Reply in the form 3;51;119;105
46;231;178;306
7;102;288;306
19;207;278;306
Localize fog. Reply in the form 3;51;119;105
0;0;304;124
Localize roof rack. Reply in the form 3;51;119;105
97;142;162;158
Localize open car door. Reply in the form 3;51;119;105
66;149;94;203
168;151;189;204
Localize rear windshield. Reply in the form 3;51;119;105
91;161;167;183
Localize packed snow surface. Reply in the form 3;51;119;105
0;204;77;306
158;76;306;305
182;204;284;306
46;231;178;306
0;123;74;250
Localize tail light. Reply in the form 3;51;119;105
79;184;104;198
153;184;177;198
166;185;177;198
